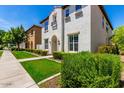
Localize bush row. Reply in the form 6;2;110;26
0;47;3;50
98;44;119;54
11;48;48;56
25;48;48;56
53;51;65;60
53;51;76;60
61;52;121;88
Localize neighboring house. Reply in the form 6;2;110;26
19;42;25;49
40;5;113;54
25;25;42;49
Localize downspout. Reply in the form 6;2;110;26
61;8;65;52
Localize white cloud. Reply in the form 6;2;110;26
0;18;14;31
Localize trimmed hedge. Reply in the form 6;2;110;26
98;44;119;54
11;47;25;51
61;52;121;88
0;47;3;50
11;48;48;56
53;51;65;60
53;51;76;60
41;50;48;56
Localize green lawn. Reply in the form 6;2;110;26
21;59;61;83
12;51;37;59
0;51;3;56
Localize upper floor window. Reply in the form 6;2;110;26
102;16;104;29
51;14;57;30
44;21;48;31
65;9;69;17
75;5;82;11
53;14;57;22
106;23;109;32
44;39;48;49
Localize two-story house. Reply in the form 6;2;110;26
26;25;42;49
40;5;113;54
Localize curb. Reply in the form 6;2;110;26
46;58;61;63
19;56;53;62
37;73;61;85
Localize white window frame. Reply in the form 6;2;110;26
75;5;82;11
44;21;48;31
68;34;79;52
44;39;48;49
65;9;69;17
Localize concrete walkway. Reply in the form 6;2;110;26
0;50;38;88
120;55;124;87
19;55;53;62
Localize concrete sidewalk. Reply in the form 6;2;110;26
19;55;53;62
0;50;38;88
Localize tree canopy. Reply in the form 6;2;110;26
0;25;26;49
9;25;26;49
112;26;124;51
0;29;6;45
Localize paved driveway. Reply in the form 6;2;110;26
0;50;38;88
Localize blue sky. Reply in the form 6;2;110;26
104;5;124;29
0;5;124;31
0;5;54;31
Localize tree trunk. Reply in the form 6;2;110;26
17;43;20;50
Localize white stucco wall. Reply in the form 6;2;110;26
64;5;91;52
91;5;112;52
40;5;112;54
19;42;25;49
41;7;63;54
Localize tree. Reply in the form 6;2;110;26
2;31;13;47
10;25;26;50
112;26;124;51
0;29;5;45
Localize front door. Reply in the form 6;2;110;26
51;35;57;53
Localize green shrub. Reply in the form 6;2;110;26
53;51;77;60
37;50;41;55
33;49;38;53
11;47;16;51
98;44;119;54
0;46;3;50
25;49;48;56
11;48;25;51
53;51;65;60
61;52;120;88
19;48;25;51
120;51;124;55
11;48;48;56
25;48;29;51
41;50;48;56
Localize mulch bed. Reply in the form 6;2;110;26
38;75;61;88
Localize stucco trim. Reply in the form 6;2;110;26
67;32;80;35
26;25;42;33
40;16;49;24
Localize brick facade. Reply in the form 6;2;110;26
26;25;42;49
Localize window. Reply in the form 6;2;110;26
51;14;57;30
53;15;57;22
102;16;104;28
68;34;78;51
44;21;48;31
65;9;69;17
44;39;48;49
75;5;82;11
106;23;109;32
